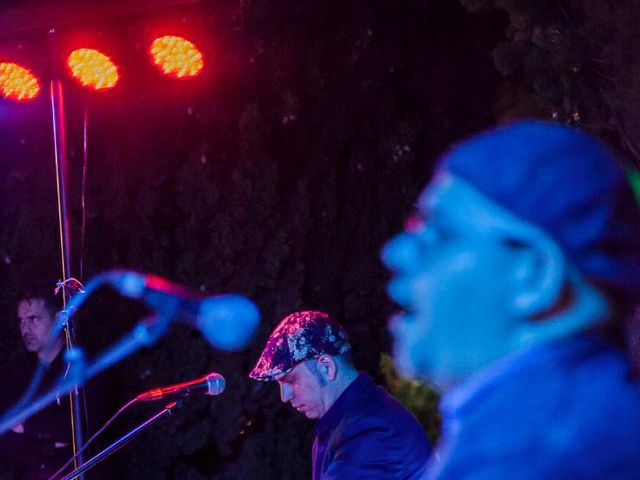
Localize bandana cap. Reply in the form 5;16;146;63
439;120;640;300
249;311;351;381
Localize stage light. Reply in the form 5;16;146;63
149;35;203;79
67;48;119;91
0;62;41;102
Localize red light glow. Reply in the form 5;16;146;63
150;35;204;79
67;48;119;91
0;62;41;102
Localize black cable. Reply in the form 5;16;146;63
48;397;139;480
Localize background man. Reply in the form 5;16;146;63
250;310;432;479
0;284;72;479
382;121;640;479
0;282;113;479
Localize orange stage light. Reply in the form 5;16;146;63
0;62;41;102
67;48;119;91
149;35;204;79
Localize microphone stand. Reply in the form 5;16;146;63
58;400;182;480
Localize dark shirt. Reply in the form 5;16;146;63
0;352;73;479
0;351;114;480
313;372;432;480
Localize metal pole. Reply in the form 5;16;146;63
48;27;85;477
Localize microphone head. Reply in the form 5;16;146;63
109;270;146;298
197;295;260;351
205;373;226;396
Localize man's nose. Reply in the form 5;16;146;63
381;232;420;272
279;384;292;403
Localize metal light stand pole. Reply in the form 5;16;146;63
48;28;86;478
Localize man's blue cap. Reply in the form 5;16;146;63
437;121;640;299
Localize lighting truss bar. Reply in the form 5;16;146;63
0;0;201;37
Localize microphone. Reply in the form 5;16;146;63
136;372;226;402
104;270;260;350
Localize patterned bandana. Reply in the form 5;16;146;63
249;311;351;381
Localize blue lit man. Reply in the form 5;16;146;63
250;311;432;479
382;121;640;479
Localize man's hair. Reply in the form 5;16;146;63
333;351;355;369
17;282;63;317
303;359;328;387
303;352;355;387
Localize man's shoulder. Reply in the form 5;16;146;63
337;380;429;443
438;338;640;476
0;355;38;404
355;380;419;418
321;381;432;478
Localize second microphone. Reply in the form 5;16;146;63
136;372;226;402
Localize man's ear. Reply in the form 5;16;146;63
507;229;610;348
316;355;338;381
507;229;566;318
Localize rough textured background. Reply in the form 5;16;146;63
5;0;638;478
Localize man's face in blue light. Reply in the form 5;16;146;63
276;359;328;419
382;172;529;388
18;298;55;356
